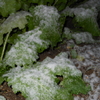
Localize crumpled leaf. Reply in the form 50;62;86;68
0;11;32;45
3;28;49;67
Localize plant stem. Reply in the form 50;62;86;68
53;0;58;6
0;32;10;61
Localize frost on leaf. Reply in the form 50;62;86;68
18;27;49;52
30;5;61;46
3;28;49;67
3;42;38;67
3;52;90;100
72;32;94;44
63;28;94;44
3;5;62;67
62;3;100;36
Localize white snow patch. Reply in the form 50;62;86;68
34;5;60;29
72;32;94;44
0;95;6;100
0;0;5;7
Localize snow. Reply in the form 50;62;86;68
3;27;50;67
34;5;60;30
0;95;6;100
3;66;58;100
83;72;100;100
78;0;100;11
72;7;97;20
3;52;82;100
72;32;94;44
3;42;38;67
66;40;100;100
0;0;5;7
64;28;95;44
18;27;48;46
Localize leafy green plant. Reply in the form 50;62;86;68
3;52;90;100
61;6;100;36
2;5;61;67
1;0;100;99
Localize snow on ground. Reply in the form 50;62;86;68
66;40;100;100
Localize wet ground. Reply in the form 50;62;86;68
0;39;100;100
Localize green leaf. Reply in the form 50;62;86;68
70;49;77;59
30;5;61;46
0;0;21;17
0;11;32;45
3;5;63;67
60;76;91;94
3;52;90;100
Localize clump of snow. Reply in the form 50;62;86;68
37;52;82;77
0;0;5;7
0;95;6;100
18;27;49;48
3;42;38;67
3;27;50;67
72;32;94;44
63;28;95;44
63;27;72;39
31;5;61;46
78;0;100;11
66;41;100;100
34;5;60;29
62;6;97;20
83;72;100;100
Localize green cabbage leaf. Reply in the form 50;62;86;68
0;11;32;45
3;52;90;100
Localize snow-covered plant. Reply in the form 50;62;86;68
3;52;90;100
63;27;94;44
29;5;61;46
61;0;100;36
3;5;61;67
1;1;99;99
72;32;94;44
3;28;49;67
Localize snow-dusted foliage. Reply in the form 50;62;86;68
3;28;48;67
62;0;100;36
3;52;90;100
0;11;32;45
3;5;61;67
30;5;61;46
72;32;94;44
63;27;94;44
